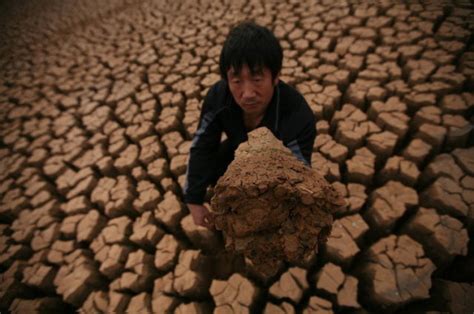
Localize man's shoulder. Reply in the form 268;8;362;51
206;79;228;100
279;81;307;105
202;79;230;112
278;80;310;112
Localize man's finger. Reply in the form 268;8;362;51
203;214;216;230
190;213;201;225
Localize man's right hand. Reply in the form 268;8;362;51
187;203;213;229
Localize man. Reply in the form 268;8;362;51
184;21;316;228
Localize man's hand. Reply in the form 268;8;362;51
187;203;213;229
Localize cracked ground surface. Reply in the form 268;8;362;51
0;0;473;312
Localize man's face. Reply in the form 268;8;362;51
227;64;279;116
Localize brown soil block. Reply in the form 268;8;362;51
133;180;162;214
154;234;181;272
54;250;104;307
90;176;135;218
173;250;211;298
378;156;420;187
110;249;157;293
421;148;474;226
80;290;109;313
210;273;260;313
365;181;418;233
303;296;333;314
311;153;340;183
264;302;295;314
430;279;474;313
402;207;469;268
174;302;211;314
210;128;344;276
324;214;369;267
357;235;436;311
9;298;70;313
346;147;376;185
331;183;367;216
315;262;360;309
154;191;185;231
269;267;308;303
130;211;164;249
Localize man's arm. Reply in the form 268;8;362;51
184;84;223;225
295;116;316;165
285;98;316;166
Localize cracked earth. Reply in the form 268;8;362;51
0;0;473;313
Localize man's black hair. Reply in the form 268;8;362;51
219;21;283;80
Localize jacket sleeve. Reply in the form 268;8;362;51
183;84;223;204
297;113;316;166
286;98;316;166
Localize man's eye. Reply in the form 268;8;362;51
231;79;240;84
253;77;262;82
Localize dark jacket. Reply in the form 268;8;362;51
184;79;316;204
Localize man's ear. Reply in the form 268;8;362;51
273;73;280;86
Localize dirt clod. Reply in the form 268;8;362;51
211;128;343;276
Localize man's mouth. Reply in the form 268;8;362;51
243;102;257;107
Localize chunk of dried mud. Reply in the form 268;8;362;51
210;128;343;276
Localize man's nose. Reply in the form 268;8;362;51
241;83;256;99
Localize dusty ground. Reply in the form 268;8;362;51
0;0;473;313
